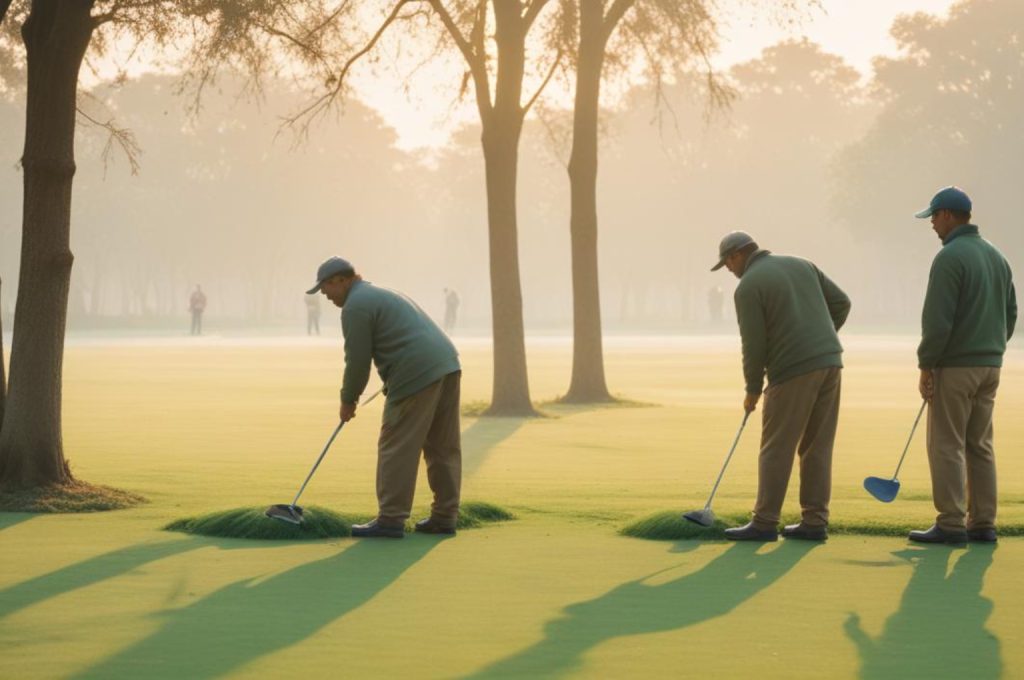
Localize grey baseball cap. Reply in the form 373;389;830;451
711;231;756;271
306;256;354;294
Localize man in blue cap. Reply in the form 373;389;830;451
712;231;851;541
308;257;463;538
910;186;1016;544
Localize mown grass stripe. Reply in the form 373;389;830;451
621;510;1024;540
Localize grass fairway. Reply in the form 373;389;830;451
0;335;1021;678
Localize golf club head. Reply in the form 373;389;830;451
265;503;304;525
863;476;900;503
683;508;716;528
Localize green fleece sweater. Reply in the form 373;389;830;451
918;224;1017;369
734;250;851;394
340;280;460;404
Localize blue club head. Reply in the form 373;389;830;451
864;476;900;503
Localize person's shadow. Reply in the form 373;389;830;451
465;541;816;678
845;545;1000;679
73;536;439;679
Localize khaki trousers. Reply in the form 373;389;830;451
377;371;462;525
752;366;841;529
927;367;1000;531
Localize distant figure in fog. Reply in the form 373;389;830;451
708;285;725;324
443;287;460;335
189;285;207;336
305;293;321;335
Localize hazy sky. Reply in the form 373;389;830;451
353;0;960;150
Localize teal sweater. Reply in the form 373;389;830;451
918;225;1016;369
340;281;461;404
734;251;851;394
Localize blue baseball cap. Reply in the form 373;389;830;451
915;186;972;218
306;256;354;294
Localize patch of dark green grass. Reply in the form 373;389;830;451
165;500;515;540
620;510;1024;541
543;395;659;410
0;481;146;513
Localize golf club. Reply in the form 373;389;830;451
863;399;927;503
683;410;751;527
265;387;383;525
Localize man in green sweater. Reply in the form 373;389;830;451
911;187;1016;545
307;256;463;539
712;231;851;541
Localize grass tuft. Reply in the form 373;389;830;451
165;500;515;540
0;481;146;513
621;510;1024;541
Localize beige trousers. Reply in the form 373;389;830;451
752;366;842;530
377;371;462;525
927;367;1000;531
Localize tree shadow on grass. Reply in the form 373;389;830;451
845;545;1000;679
465;541;816;678
462;417;526;477
0;512;32;533
0;539;205;621
73;536;439;680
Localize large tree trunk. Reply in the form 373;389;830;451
0;0;95;488
1;277;6;430
479;1;535;416
563;3;613;403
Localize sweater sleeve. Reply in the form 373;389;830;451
735;286;768;394
340;307;373;404
1007;278;1017;341
918;253;961;369
816;267;852;332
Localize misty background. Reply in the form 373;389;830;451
1;0;1020;337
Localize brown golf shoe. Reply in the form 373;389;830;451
781;523;828;541
351;518;405;539
724;522;778;542
414;517;457;535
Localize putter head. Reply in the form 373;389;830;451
265;504;304;525
682;508;716;528
863;476;900;503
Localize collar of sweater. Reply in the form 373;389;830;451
741;249;772;276
943;223;979;245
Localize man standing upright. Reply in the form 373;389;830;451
308;257;463;538
189;285;207;336
712;231;851;541
911;186;1016;545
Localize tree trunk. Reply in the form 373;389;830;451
563;3;613;403
1;277;6;430
479;1;535;416
0;0;95;488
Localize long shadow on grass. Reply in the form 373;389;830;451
73;536;438;680
462;417;526;477
845;545;999;679
0;512;32;533
0;539;204;621
465;541;815;678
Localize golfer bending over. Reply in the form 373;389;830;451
308;257;463;538
712;231;851;541
911;187;1016;545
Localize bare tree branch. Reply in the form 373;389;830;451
429;0;492;117
602;0;635;42
75;103;142;176
522;0;550;31
522;47;561;115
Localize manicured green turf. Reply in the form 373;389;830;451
0;337;1022;678
164;501;513;539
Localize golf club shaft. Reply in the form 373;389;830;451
892;399;928;479
703;411;751;509
291;421;344;507
287;388;382;508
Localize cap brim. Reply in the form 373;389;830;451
710;258;727;272
914;207;934;219
305;281;323;295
